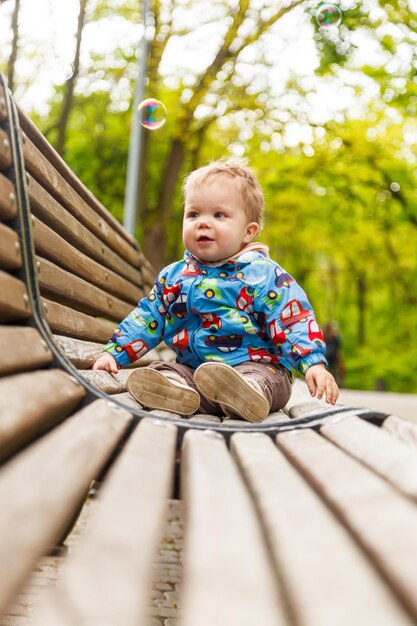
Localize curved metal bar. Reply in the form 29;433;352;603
2;72;389;445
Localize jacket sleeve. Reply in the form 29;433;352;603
257;264;327;374
102;277;166;369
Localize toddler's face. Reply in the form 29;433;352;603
182;179;259;263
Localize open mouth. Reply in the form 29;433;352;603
198;236;213;242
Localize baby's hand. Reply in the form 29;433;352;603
305;363;339;405
92;352;119;374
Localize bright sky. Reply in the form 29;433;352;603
0;0;408;137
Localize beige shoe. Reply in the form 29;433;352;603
194;362;270;423
127;368;200;416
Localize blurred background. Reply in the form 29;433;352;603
1;0;416;394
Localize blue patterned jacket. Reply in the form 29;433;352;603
103;244;327;374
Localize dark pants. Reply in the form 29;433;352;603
147;361;293;415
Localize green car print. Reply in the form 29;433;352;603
197;278;223;300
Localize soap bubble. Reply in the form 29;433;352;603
316;3;342;27
137;98;167;130
51;61;75;83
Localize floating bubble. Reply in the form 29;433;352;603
137;98;167;130
50;60;75;84
316;3;342;27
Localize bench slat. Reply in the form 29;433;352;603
34;418;177;626
28;174;143;287
18;106;138;249
23;135;140;269
0;327;53;375
277;429;417;620
181;430;287;626
282;378;325;418
53;334;172;369
80;368;131;394
33;216;141;305
0;128;11;170
0;173;16;221
54;334;103;368
321;416;417;500
0;222;21;270
37;256;131;321
0;85;7;123
0;271;32;321
382;415;417;449
0;369;85;462
231;433;414;626
43;297;115;342
0;398;132;615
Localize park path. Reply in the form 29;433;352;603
338;389;417;424
1;497;182;626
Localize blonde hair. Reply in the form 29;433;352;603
183;159;264;229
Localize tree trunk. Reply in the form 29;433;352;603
357;273;366;346
143;139;185;271
7;0;21;92
55;0;88;156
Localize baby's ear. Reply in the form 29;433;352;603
244;222;260;242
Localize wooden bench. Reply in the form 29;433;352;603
2;70;417;625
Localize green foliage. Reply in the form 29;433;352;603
10;0;417;392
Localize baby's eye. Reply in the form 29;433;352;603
215;211;225;218
187;211;198;218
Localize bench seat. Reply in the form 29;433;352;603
2;72;417;626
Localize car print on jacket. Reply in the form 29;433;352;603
262;289;283;310
204;333;243;352
248;346;279;364
268;319;287;346
274;266;294;289
236;286;255;313
172;328;190;352
200;312;222;330
308;319;325;347
103;247;327;373
280;299;311;328
121;339;150;363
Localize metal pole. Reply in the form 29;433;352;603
123;0;151;236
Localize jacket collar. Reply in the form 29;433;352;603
184;242;270;268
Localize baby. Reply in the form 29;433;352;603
92;160;339;422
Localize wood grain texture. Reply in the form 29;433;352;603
0;271;32;321
42;298;115;343
18;105;137;248
0;173;16;221
282;378;329;418
382;415;417;449
181;429;287;626
22;134;140;268
0;326;53;375
28;174;143;288
321;415;417;500
0;127;11;170
277;428;417;621
0;223;21;270
34;418;177;626
79;368;132;394
0;369;85;462
232;433;414;626
53;334;104;368
37;256;131;321
33;216;141;305
0;398;132;615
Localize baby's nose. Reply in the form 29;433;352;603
197;215;211;226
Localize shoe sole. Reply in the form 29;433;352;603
194;363;269;422
127;369;200;416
